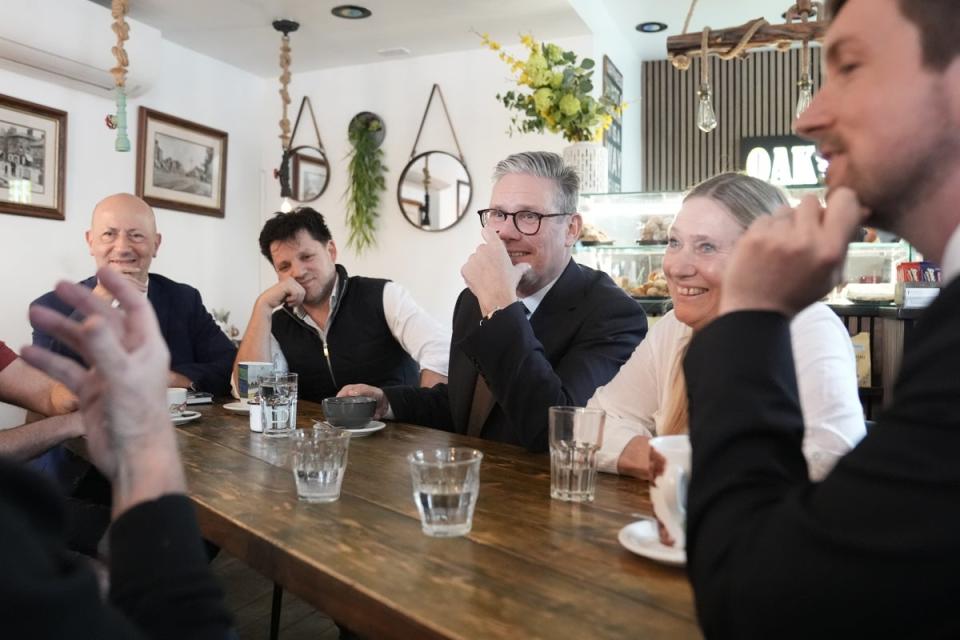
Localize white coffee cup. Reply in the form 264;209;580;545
649;434;692;549
167;387;188;418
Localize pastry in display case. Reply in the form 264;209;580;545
636;216;670;245
579;222;614;246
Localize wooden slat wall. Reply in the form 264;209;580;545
643;47;822;191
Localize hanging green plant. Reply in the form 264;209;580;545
345;112;387;252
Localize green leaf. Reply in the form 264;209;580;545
581;58;595;70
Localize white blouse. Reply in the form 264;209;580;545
589;303;866;481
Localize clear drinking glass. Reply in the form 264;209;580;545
548;406;605;502
408;448;483;537
260;377;294;437
291;427;351;502
272;371;299;430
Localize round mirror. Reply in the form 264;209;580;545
397;151;472;232
287;145;330;202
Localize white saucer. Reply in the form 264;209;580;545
618;518;686;566
342;420;386;437
171;410;202;426
223;401;250;413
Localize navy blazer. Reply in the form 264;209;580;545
385;259;648;452
32;273;236;396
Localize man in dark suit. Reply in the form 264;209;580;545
682;1;960;637
31;193;236;396
340;152;646;452
28;194;236;547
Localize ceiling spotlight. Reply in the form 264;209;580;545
636;22;668;33
331;5;372;19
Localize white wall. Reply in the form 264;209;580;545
0;3;267;427
259;35;594;330
567;0;644;192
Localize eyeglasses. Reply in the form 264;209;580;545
477;209;572;235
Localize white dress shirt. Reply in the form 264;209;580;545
589;303;866;481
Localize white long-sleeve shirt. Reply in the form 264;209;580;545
589;303;865;481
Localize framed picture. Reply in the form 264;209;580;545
0;93;67;220
136;107;228;217
602;55;624;193
291;150;329;202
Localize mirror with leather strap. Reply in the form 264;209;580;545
397;84;471;231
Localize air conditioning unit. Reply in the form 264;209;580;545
0;0;159;98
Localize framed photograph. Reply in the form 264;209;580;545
0;93;67;220
291;150;329;202
136;107;227;217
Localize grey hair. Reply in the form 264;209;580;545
684;172;788;229
492;151;580;213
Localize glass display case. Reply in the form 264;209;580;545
832;241;913;303
574;191;682;316
575;191;915;309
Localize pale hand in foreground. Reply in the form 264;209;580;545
718;188;868;318
461;226;530;317
337;384;389;419
22;267;184;515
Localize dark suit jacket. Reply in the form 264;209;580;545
683;277;960;638
385;259;647;452
32;273;236;396
0;458;232;638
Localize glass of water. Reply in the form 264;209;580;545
408;448;483;537
260;376;294;437
272;371;299;429
291;427;351;502
548;406;605;502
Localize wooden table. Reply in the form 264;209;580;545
174;401;699;639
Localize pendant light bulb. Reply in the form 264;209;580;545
696;83;718;133
795;74;814;119
280;196;294;213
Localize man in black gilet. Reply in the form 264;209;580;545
233;208;449;403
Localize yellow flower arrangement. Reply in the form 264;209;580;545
480;32;624;143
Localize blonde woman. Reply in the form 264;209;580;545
590;173;865;481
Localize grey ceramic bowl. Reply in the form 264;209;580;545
322;396;377;428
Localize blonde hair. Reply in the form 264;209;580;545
658;172;787;436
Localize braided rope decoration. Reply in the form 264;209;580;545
110;0;130;87
278;35;292;148
107;0;131;152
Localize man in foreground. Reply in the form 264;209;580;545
1;267;231;638
683;0;960;636
341;152;646;451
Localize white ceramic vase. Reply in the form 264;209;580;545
562;141;609;194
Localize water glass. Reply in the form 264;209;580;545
261;377;294;437
408;448;483;537
291;428;351;503
549;406;605;502
273;371;299;429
